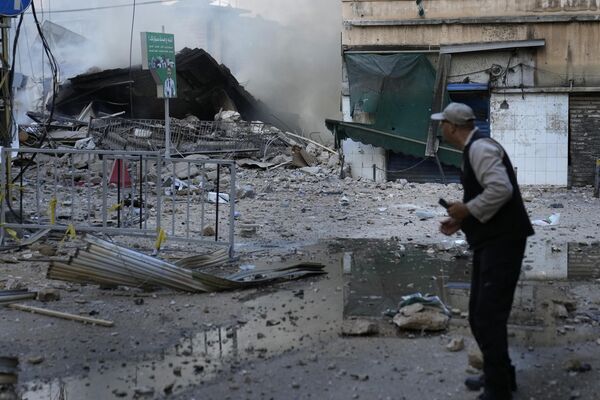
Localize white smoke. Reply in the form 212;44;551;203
15;0;341;141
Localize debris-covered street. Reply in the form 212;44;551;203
1;1;600;400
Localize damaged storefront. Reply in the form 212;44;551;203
334;0;600;186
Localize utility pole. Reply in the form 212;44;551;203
0;16;11;146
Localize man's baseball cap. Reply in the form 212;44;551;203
430;102;476;125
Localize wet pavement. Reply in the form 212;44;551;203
17;239;600;399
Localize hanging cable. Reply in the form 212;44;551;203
128;0;137;117
25;0;193;15
10;1;60;186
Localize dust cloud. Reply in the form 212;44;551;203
15;0;341;141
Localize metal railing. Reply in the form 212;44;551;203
0;147;236;257
88;118;268;156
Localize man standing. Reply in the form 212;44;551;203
432;103;534;400
163;67;176;98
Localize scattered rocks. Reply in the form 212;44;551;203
37;244;57;257
446;337;465;352
393;305;449;332
202;225;215;236
564;358;592;373
36;288;61;302
26;356;44;365
341;319;379;336
468;346;484;370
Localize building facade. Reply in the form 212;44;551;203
336;0;600;186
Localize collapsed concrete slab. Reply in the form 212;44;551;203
52;48;275;124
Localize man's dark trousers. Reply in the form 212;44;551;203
469;237;527;398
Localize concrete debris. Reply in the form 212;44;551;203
26;356;45;365
341;319;379;336
239;224;259;238
468;346;484;370
237;159;274;170
202;225;216;237
36;288;61;302
446;337;465;352
564;358;592;373
299;167;321;176
238;185;256;199
393;305;449;332
215;110;242;122
553;303;569;319
399;303;424;317
36;244;57;257
291;145;318;168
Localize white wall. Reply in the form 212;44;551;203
490;92;569;186
341;96;387;182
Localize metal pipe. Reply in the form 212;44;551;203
19;152;23;223
139;155;143;229
215;164;220;242
117;159;121;228
228;163;236;258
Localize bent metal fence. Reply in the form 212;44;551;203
88;118;267;156
0;148;236;257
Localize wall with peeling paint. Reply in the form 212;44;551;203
490;93;569;185
342;2;600;87
342;0;600;20
340;0;600;185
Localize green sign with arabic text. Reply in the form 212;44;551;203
141;32;177;99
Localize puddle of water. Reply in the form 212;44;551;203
334;239;470;318
19;239;600;398
337;239;600;347
21;244;343;399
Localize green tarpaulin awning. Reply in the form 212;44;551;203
330;53;461;167
325;119;462;167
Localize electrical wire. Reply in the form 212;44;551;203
374;157;428;173
25;0;194;15
128;0;137;117
449;62;600;82
9;1;60;187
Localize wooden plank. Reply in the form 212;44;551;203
7;303;114;327
425;54;451;157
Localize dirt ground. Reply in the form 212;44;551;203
1;165;600;400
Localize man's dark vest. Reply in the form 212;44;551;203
460;131;534;248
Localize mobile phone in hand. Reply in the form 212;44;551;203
438;198;449;209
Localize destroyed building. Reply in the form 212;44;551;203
329;0;600;186
51;47;274;124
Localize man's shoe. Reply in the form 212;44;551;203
477;391;512;400
465;367;517;392
465;375;485;391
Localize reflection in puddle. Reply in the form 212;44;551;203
337;239;471;317
22;244;343;399
20;239;600;399
339;239;600;347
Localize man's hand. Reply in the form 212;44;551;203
447;202;470;221
440;218;461;236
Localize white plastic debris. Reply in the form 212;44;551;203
415;209;435;219
531;213;561;226
207;192;230;204
74;137;96;150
